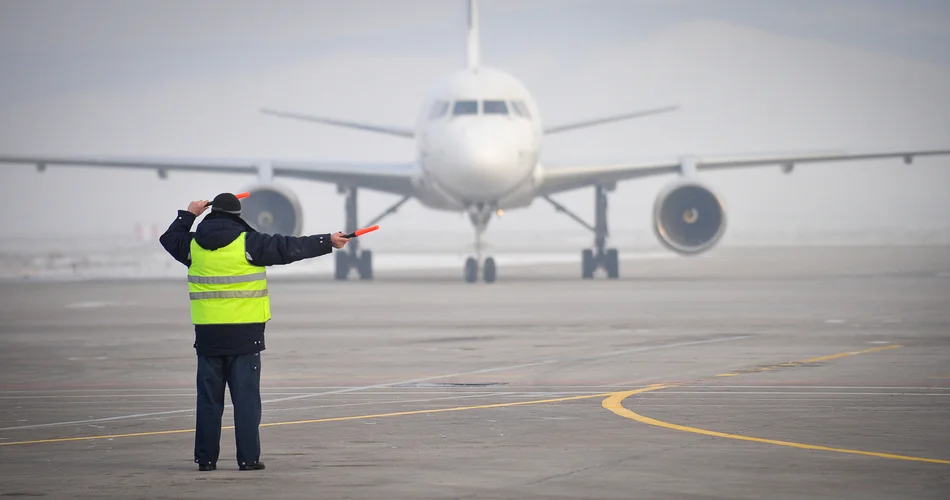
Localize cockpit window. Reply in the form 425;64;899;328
483;100;508;115
453;100;478;115
429;100;449;119
510;100;531;119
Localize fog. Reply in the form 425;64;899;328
1;0;949;250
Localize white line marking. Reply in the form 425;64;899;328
0;391;455;399
0;335;751;432
0;387;372;394
263;392;521;415
643;391;950;396
673;385;950;390
3;384;947;395
253;336;752;409
64;301;138;309
0;391;510;401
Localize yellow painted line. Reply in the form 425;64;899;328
716;344;902;377
0;390;641;447
602;389;950;465
0;428;196;447
256;391;614;429
798;344;902;363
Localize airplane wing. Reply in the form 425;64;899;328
0;154;418;196
543;105;679;135
260;108;415;139
538;149;950;195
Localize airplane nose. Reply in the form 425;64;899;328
445;123;527;197
457;128;513;168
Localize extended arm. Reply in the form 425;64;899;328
244;232;339;266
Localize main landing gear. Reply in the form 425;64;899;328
543;183;619;279
334;186;410;281
463;203;497;284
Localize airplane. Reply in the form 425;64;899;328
2;0;949;284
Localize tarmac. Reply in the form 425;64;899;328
0;246;948;499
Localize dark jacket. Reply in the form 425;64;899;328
159;209;334;356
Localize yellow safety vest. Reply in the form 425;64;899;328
187;232;271;325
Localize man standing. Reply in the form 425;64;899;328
159;192;349;471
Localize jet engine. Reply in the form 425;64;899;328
240;184;304;236
652;180;726;255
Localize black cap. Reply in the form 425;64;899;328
210;192;241;215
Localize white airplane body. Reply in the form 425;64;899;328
3;0;950;282
411;66;542;212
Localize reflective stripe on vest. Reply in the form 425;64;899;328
187;232;271;325
187;272;267;285
189;290;269;300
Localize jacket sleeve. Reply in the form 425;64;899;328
243;232;334;267
158;210;197;267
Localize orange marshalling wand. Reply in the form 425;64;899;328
345;225;379;238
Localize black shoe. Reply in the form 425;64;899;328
198;463;216;471
239;462;265;471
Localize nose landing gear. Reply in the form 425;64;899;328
464;255;497;284
463;203;497;284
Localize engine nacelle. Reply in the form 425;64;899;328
240;184;304;236
652;180;726;255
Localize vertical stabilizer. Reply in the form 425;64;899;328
466;0;480;69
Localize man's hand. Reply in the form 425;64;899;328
330;232;350;249
187;200;210;217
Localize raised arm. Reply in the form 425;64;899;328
159;200;208;267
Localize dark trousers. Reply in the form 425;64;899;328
194;352;262;467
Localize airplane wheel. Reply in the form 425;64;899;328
334;251;349;280
358;250;373;280
464;257;478;284
483;257;496;283
605;248;619;279
581;249;595;279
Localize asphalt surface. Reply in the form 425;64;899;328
0;246;948;499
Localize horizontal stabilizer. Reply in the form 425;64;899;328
260;108;414;139
544;105;679;135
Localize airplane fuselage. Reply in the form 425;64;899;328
409;67;545;212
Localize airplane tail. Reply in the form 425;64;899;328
467;0;479;69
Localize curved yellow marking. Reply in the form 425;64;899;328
602;389;950;465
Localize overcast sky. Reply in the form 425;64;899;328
0;0;948;242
